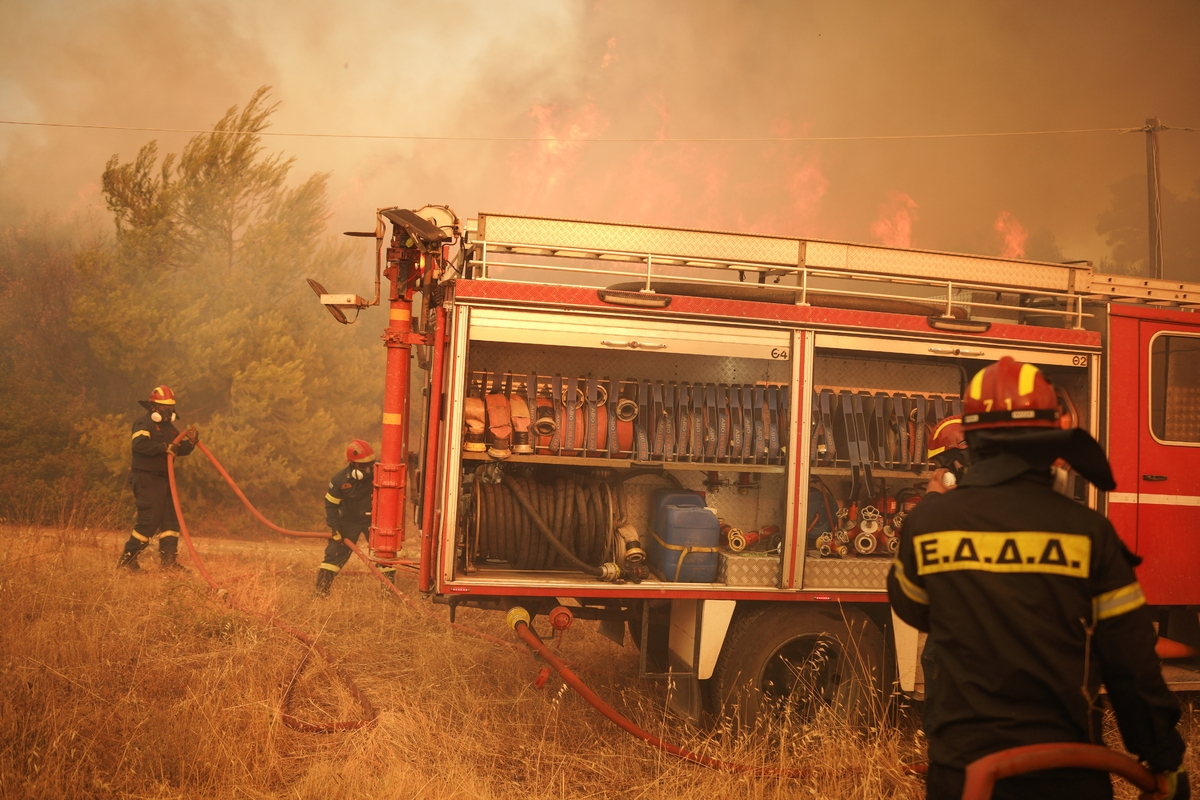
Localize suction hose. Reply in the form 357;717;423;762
506;606;813;779
498;474;618;579
961;743;1157;800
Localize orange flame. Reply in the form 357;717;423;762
994;211;1027;258
506;99;827;236
870;192;918;248
508;102;610;211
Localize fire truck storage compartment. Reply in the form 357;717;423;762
802;334;1095;592
451;307;795;588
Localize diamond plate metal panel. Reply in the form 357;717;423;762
480;214;802;266
475;215;1090;294
802;556;891;591
719;551;781;587
805;241;1086;293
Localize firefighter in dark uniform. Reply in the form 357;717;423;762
315;439;395;595
889;357;1188;800
116;385;197;571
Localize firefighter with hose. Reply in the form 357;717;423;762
116;385;197;571
888;357;1187;800
315;439;394;595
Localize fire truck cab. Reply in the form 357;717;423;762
347;207;1200;724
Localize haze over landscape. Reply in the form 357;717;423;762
2;0;1199;277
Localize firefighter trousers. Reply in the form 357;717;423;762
319;530;367;573
121;472;180;558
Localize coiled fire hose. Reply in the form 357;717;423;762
474;475;617;578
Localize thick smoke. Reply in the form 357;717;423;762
2;0;1199;274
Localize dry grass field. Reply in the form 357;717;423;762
0;524;1194;799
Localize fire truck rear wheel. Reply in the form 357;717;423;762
705;605;883;731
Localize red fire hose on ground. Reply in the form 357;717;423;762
961;743;1161;800
163;433;1172;796
165;433;519;733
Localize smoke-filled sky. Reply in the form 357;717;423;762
2;0;1199;273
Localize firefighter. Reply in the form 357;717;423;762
888;357;1188;800
116;385;197;571
925;415;970;495
315;439;394;595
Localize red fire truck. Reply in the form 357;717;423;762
315;205;1200;724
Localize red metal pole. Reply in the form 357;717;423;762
418;304;447;592
371;247;420;561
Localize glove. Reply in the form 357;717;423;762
185;426;200;444
1149;769;1190;800
330;530;343;541
166;442;178;456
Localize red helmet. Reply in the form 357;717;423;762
149;385;176;405
346;439;375;463
962;357;1059;430
927;415;967;459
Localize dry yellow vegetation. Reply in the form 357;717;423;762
0;524;1192;799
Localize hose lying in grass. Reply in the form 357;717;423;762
166;433;933;779
165;434;517;733
166;437;377;733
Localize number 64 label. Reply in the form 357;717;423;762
770;348;790;360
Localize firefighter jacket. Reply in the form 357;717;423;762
324;465;373;536
130;412;194;475
888;452;1185;773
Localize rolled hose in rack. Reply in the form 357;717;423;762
478;474;618;579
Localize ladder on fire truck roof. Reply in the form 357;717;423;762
463;213;1200;325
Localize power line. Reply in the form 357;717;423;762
0;118;1192;143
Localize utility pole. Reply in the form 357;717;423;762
1146;117;1166;280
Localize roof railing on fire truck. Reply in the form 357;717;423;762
467;238;1093;327
461;213;1200;329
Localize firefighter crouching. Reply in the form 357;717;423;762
315;439;394;595
116;385;197;571
888;357;1188;800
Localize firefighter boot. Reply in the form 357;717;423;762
160;550;187;572
116;538;146;572
379;566;397;595
315;569;335;597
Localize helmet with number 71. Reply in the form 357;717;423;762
962;356;1060;430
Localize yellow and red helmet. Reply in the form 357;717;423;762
346;439;375;463
927;415;967;459
148;385;176;405
962;357;1059;430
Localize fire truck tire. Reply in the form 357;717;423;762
705;604;883;730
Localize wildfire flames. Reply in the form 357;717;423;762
870;192;919;248
994;211;1027;258
507;101;827;238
